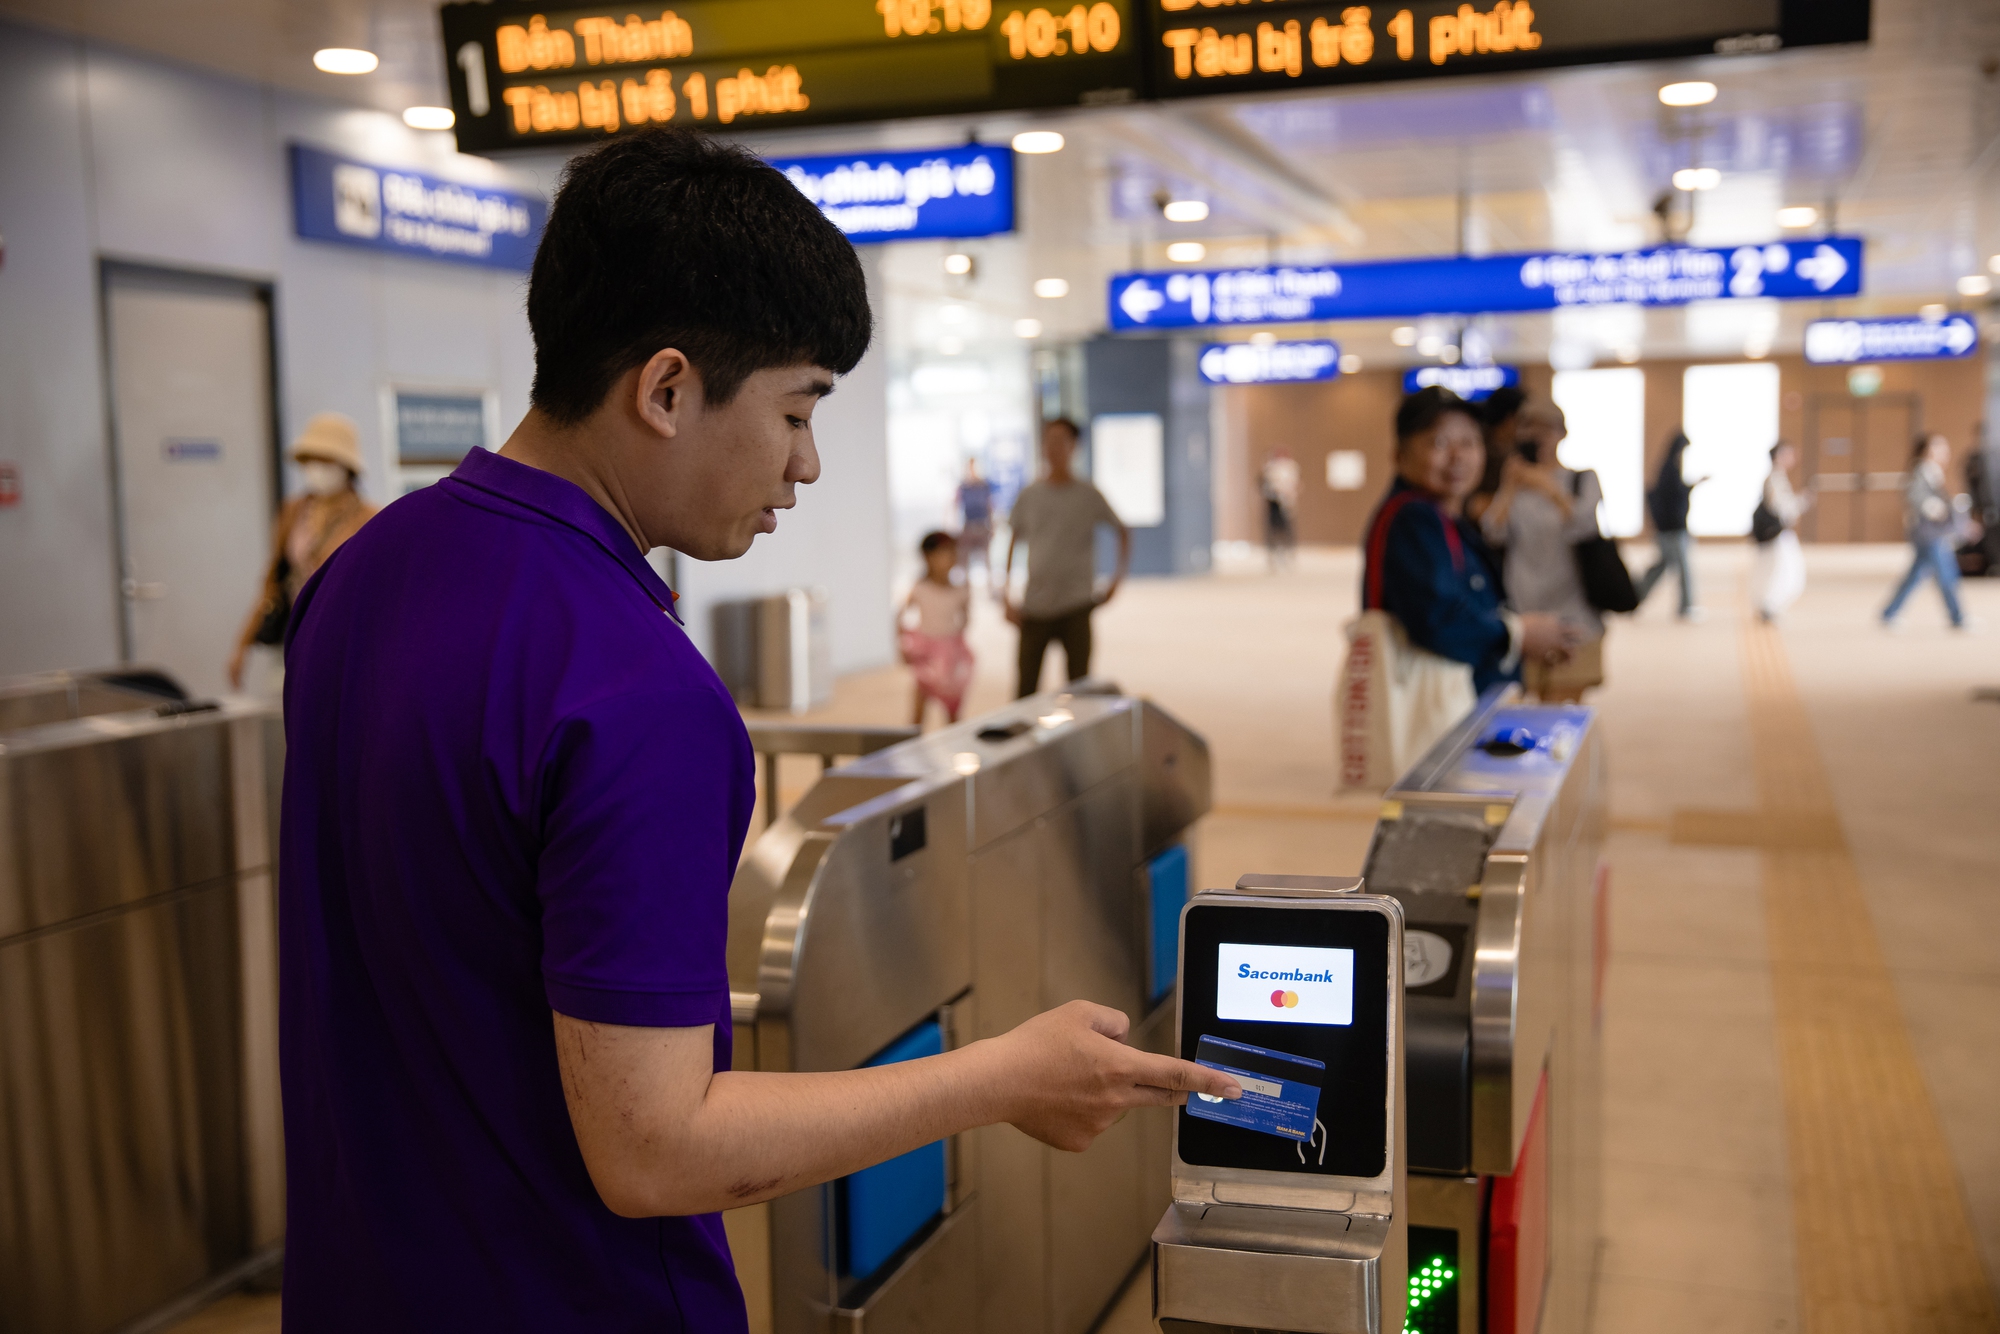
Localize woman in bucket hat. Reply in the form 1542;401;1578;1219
228;412;378;691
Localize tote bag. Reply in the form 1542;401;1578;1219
1336;610;1477;793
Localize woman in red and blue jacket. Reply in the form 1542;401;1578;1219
1362;387;1575;691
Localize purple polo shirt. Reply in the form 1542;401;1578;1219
278;446;754;1332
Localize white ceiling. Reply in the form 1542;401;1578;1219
6;0;1998;361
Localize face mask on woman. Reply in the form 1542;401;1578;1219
300;460;352;497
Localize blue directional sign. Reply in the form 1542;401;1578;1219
1403;365;1521;400
290;144;544;270
1109;238;1865;330
770;144;1013;246
1804;313;1978;364
1197;340;1341;384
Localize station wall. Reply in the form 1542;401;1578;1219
0;18;892;681
1215;351;1983;550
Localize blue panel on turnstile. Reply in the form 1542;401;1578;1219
1148;843;1190;1003
1445;706;1591;786
840;1021;946;1282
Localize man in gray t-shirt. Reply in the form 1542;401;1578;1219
1002;418;1131;697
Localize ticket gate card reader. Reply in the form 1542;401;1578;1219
1154;875;1406;1334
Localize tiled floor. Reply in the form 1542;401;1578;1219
168;542;2000;1333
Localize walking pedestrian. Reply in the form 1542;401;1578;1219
1882;433;1976;630
898;531;975;724
1635;430;1708;621
955;457;996;587
1477;400;1607;702
1001;418;1131;697
1750;442;1810;623
228;412;377;694
1260;450;1300;571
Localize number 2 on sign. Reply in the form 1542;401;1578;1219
999;2;1121;58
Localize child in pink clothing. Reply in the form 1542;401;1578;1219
898;531;974;725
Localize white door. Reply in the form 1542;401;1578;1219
106;269;275;699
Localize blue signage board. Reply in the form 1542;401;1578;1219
1804;313;1978;364
1197;340;1341;384
770;144;1013;246
1403;365;1521;400
1110;238;1865;329
290;144;544;270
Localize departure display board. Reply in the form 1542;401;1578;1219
440;0;1144;152
1144;0;1868;98
440;0;1867;151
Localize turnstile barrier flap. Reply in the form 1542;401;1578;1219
1154;875;1406;1334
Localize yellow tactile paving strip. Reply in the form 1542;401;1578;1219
1740;623;1999;1334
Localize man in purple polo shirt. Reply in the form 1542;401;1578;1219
278;129;1238;1331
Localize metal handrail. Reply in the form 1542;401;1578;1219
745;721;920;827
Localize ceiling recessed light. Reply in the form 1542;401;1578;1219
1165;241;1206;263
1989;254;2000;275
1339;353;1362;374
1616;346;1641;364
314;48;379;75
1672;167;1721;191
1959;275;1993;297
1032;278;1069;298
1163;199;1209;223
1250;331;1276;345
1011;130;1064;155
1013;318;1043;338
1659;81;1716;107
1416;334;1443;356
1439;345;1460;364
1775;206;1818;228
1390;325;1417;347
1918;302;1948;320
943;252;974;276
403;106;455;130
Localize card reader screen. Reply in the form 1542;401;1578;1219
1178;903;1389;1178
1216;944;1353;1025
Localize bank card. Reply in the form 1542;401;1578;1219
1186;1034;1325;1142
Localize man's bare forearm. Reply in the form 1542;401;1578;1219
555;1002;1238;1220
556;1016;1013;1217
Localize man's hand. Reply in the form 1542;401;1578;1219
227;645;247;691
987;1001;1239;1153
1003;599;1023;626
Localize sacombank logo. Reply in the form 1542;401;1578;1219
1216;943;1354;1025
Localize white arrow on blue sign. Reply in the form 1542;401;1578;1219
1803;313;1978;364
1108;238;1866;330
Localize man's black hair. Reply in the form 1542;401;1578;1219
1043;417;1081;439
527;127;872;424
1395;386;1477;444
1482;385;1526;430
920;530;956;555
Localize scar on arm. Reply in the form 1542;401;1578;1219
727;1175;783;1201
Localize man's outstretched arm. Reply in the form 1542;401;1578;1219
555;999;1238;1218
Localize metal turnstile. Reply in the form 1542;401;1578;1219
0;676;286;1334
1359;688;1606;1334
725;684;1210;1334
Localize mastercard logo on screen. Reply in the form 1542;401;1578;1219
1216;943;1354;1025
